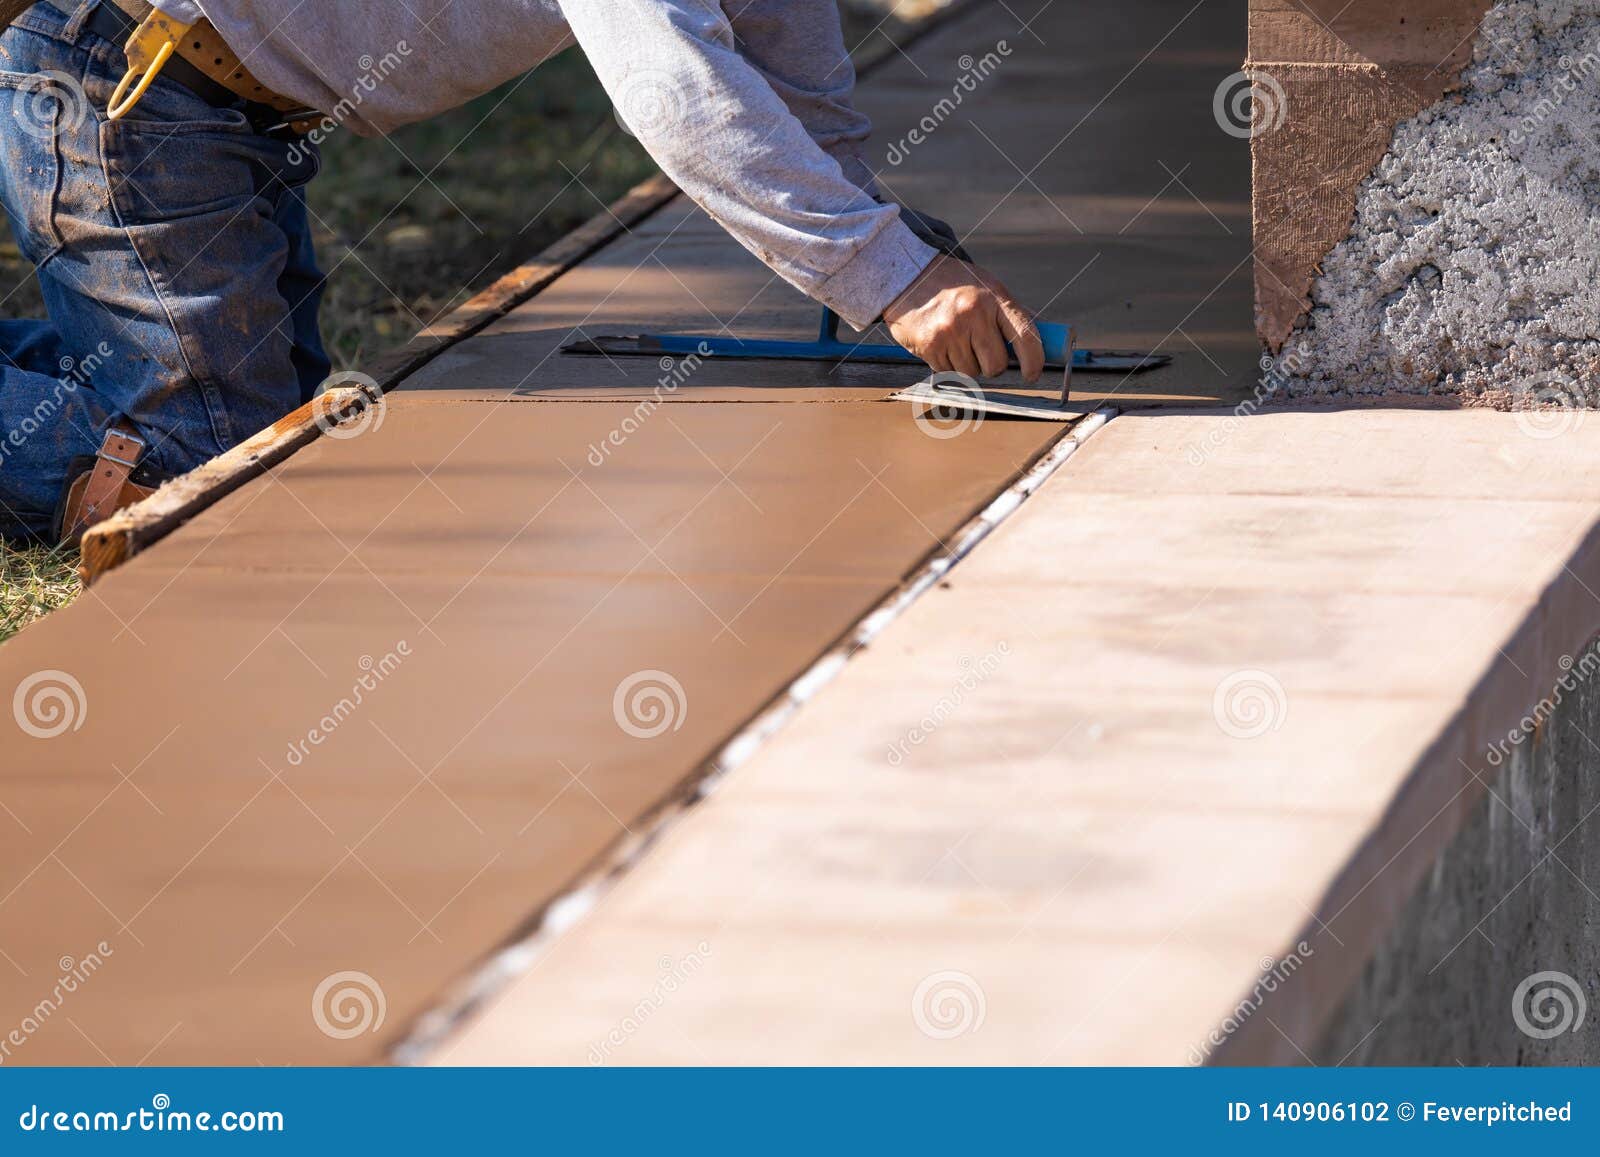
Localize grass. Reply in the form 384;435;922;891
0;544;80;644
0;7;915;641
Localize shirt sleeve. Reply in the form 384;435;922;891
148;0;208;23
557;0;937;330
720;0;881;196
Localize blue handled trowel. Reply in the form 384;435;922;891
563;307;1169;420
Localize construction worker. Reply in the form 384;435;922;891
0;0;1044;544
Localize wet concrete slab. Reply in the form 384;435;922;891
0;0;1254;1064
0;401;1057;1065
124;400;1056;582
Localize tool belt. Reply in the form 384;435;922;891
1;1;321;134
52;424;160;545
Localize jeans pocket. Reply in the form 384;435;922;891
99;109;267;226
99;112;320;450
0;69;84;265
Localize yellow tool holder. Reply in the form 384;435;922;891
106;10;193;121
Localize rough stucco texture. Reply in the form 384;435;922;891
1282;1;1600;402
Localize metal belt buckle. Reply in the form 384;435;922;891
106;11;194;121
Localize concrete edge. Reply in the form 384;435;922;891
1213;508;1600;1063
390;407;1118;1064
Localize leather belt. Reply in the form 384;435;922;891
98;1;321;132
57;423;155;543
0;1;322;133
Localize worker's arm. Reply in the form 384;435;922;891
557;0;1042;380
718;0;973;264
718;0;879;195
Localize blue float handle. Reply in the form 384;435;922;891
643;308;1074;369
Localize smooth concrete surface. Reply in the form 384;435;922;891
433;408;1600;1065
0;0;1256;1064
0;401;1057;1065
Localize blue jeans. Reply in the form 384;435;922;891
0;0;328;541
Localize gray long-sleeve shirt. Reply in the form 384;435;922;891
150;0;938;329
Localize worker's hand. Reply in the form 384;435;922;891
883;256;1045;383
